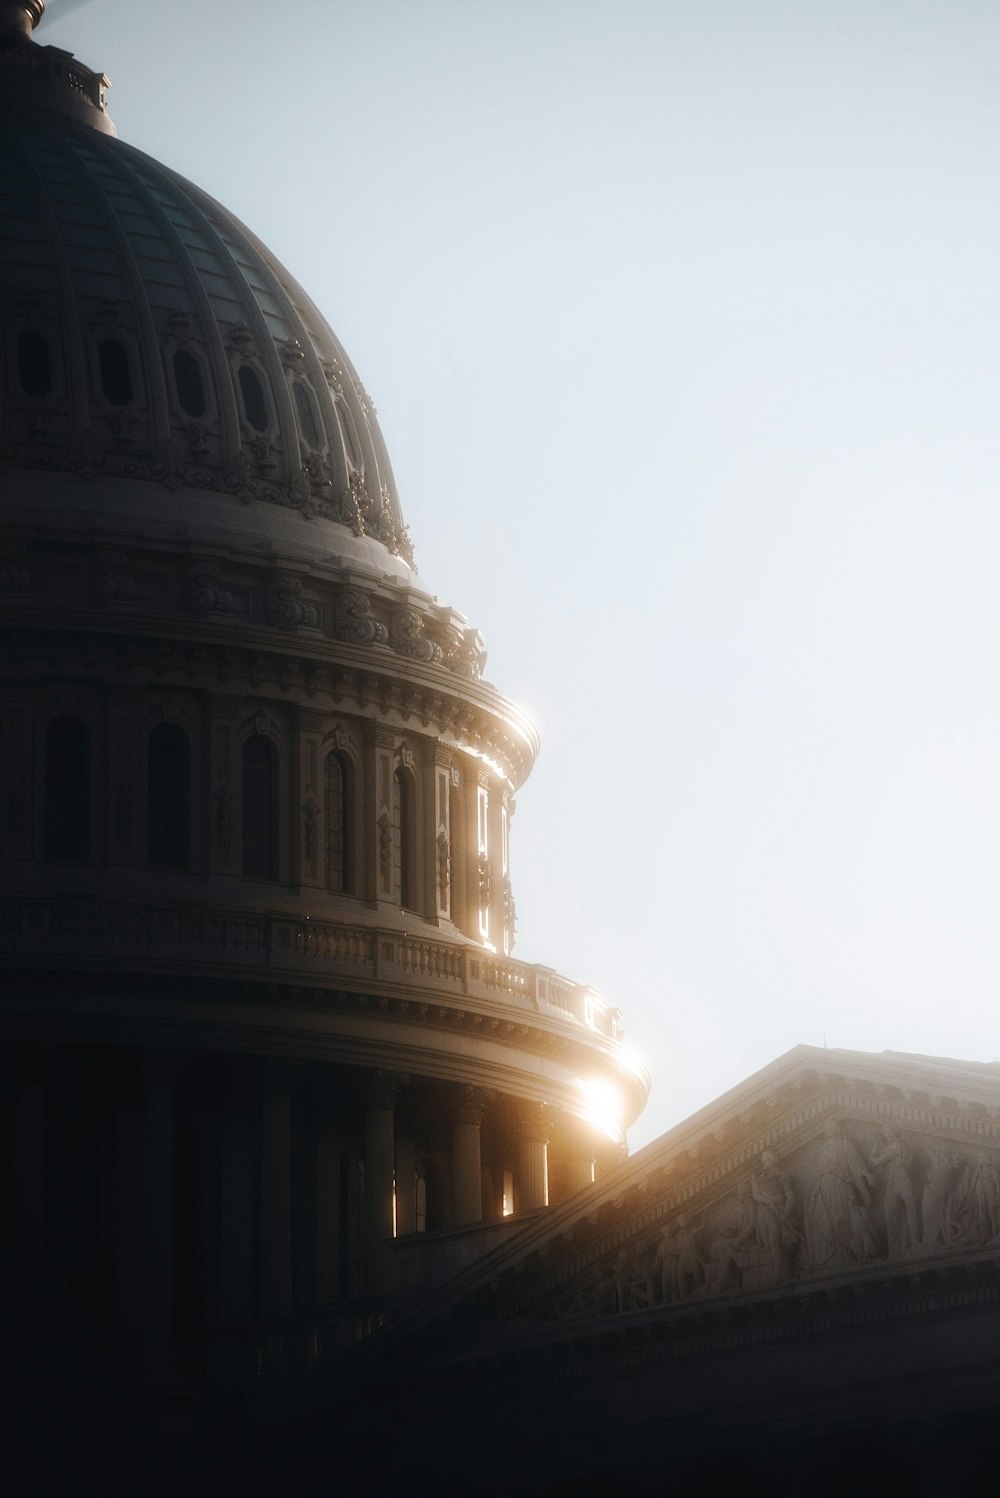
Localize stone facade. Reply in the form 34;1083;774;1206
3;8;999;1496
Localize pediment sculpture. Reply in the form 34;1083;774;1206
526;1113;1000;1326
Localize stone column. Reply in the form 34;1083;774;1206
314;1120;342;1305
563;1152;596;1196
259;1060;294;1321
516;1103;549;1213
451;1085;494;1228
219;1089;254;1329
363;1070;407;1295
14;1050;46;1372
142;1050;175;1378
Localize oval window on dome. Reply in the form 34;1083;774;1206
173;349;206;418
238;364;269;432
293;380;322;448
17;329;52;398
99;338;133;406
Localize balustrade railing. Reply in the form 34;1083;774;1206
0;894;621;1040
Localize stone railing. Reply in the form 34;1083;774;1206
0;896;625;1043
0;43;107;111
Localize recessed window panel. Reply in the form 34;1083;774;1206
238;364;268;432
173;349;206;418
99;338;132;406
18;329;52;398
294;380;321;447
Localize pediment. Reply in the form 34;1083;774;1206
370;1047;1000;1371
482;1046;1000;1343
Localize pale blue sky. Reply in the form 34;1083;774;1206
47;0;1000;1145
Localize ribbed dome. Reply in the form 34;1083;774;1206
0;25;413;570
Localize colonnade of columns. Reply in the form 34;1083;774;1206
9;1048;605;1381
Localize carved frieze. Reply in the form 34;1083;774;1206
389;607;443;664
266;574;318;631
436;830;450;902
95;550;136;605
517;1112;1000;1332
0;545;30;595
190;561;233;616
333;586;388;645
376;811;392;887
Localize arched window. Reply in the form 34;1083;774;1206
325;751;354;894
173;349;206;418
147;723;189;868
98;338;132;405
242;735;276;879
238;364;268;432
336;398;360;467
393;765;416;910
17;329;52;398
293;380;322;447
44;715;90;862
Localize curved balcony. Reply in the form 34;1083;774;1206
0;893;651;1135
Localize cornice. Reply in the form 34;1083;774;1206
353;1051;1000;1367
0;622;538;786
0;969;636;1132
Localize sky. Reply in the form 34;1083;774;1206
44;0;1000;1148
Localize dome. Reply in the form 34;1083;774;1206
0;10;413;576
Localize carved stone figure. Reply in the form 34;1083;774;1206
921;1145;959;1251
612;1248;633;1314
952;1150;1000;1247
267;575;317;631
191;561;233;616
870;1126;919;1259
436;830;450;901
302;797;319;865
750;1149;800;1286
0;545;30;594
702;1225;743;1296
333;586;388;645
95;549;136;604
657;1214;703;1303
376;811;392;887
390;606;442;663
806;1118;878;1271
656;1223;680;1304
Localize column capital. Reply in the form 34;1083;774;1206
363;1069;409;1110
452;1084;495;1126
142;1047;176;1089
260;1056;298;1096
519;1101;549;1146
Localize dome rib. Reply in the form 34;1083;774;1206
14;124;90;435
200;203;353;505
168;174;305;493
1;103;413;569
100;139;244;472
61;129;172;450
